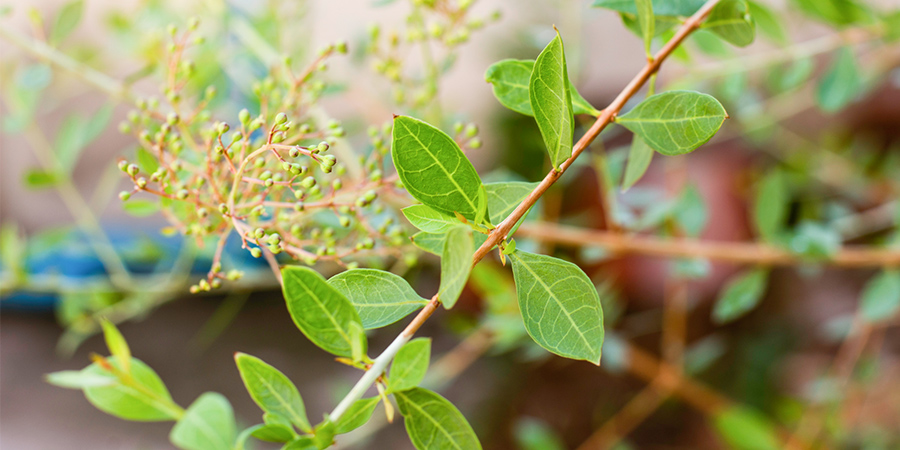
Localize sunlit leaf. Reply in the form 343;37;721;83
711;268;770;324
616;90;727;156
530;31;575;170
170;392;236;450
395;388;481;450
328;269;428;329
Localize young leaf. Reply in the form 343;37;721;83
509;250;604;364
484;181;540;225
530;31;575;170
328;268;429;329
123;199;161;217
439;227;474;309
395;388;482;450
411;231;487;256
674;184;708;237
250;423;296;442
83;357;181;421
281;266;363;357
485;59;598;117
622;136;654;192
349;321;368;363
170;392;236;450
712;406;780;450
703;0;756;47
753;169;787;243
592;0;704;17
392;115;485;221
50;0;84;45
283;437;317;449
234;353;312;432
334;397;380;434
312;419;336;449
100;319;131;373
617;90;726;156
711;268;770;324
23;169;59;189
636;0;655;56
514;417;567;450
387;338;431;393
816;47;862;113
402;204;462;233
790;0;873;27
859;270;900;324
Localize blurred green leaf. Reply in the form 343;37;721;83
712;268;770;324
50;0;84;45
388;338;431;394
753;169;788;243
122;199;160;217
592;0;704;17
789;221;841;259
395;387;481;450
859;270;900;323
136;147;161;174
46;370;116;389
23;169;60;189
514;417;566;450
170;392;236;450
748;1;787;45
816;47;862;113
789;0;873;27
83;357;180;421
250;423;296;442
100;319;131;373
635;0;655;56
674;184;708;237
530;31;575;170
712;406;780;450
622;136;654;192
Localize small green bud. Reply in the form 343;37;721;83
274;112;288;126
282;162;292;172
301;177;317;189
290;224;302;236
289;147;301;158
336;41;348;54
167;112;180;125
317;141;330;152
118;122;131;134
267;233;282;245
339;216;351;228
229;131;242;145
118;191;131;201
136;177;147;188
216;122;230;135
210;278;222;289
118;160;129;172
468;137;482;149
254;228;265;239
219;203;229;215
176;189;189;200
250;248;262;258
197;208;208;218
167;24;177;36
265;178;274;187
268;244;282;255
226;269;243;281
259;170;273;180
294;202;305;212
126;164;140;176
369;169;383;182
205;85;217;98
239;108;251;125
464;123;478;138
332;179;343;190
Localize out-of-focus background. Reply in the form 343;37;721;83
3;0;900;448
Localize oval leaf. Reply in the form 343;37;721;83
712;406;780;450
170;392;236;450
439;227;474;309
711;268;770;324
484;181;540;226
530;32;575;170
328;269;428;329
485;59;598;117
387;338;431;394
616;90;727;156
234;353;311;432
281;266;363;357
395;387;482;450
509;250;605;364
859;270;900;324
622;136;654;192
703;0;756;47
83;357;180;421
334;397;380;434
392;115;485;220
753;169;788;243
816;46;861;113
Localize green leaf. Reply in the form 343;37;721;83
123;199;161;217
712;406;780;450
439;227;474;309
312;419;336;449
395;387;482;450
484;181;540;225
509;250;604;364
234;352;312;432
403;205;462;233
789;0;874;28
636;0;655;55
55;105;113;170
748;1;787;45
485;59;598;117
622;136;654;192
816;47;862;113
703;0;756;47
283;437;317;449
530;32;575;170
616;90;727;156
100;319;131;373
753;169;788;243
392;115;485;221
334;397;380;434
281;266;363;358
170;392;236;450
50;0;84;44
514;417;566;450
768;57;815;94
23;169;60;189
328;268;428;329
592;0;704;17
388;338;431;393
412;231;487;256
349;321;368;363
136;147;161;174
46;370;115;389
250;423;296;442
674;184;708;237
859;270;900;323
711;268;770;324
83;357;181;421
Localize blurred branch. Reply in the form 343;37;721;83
516;222;900;267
